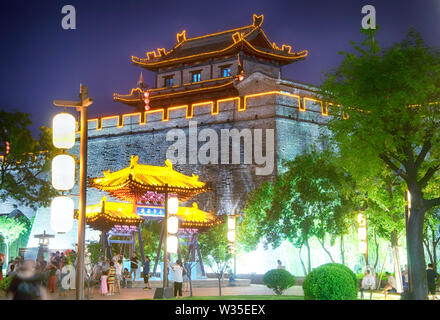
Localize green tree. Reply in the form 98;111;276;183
240;149;358;275
361;169;406;290
198;221;232;296
0;215;27;264
0;110;59;210
320;28;440;299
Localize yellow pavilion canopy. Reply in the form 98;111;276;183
75;196;144;231
88;156;210;203
176;202;223;230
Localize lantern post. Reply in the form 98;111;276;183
53;84;92;300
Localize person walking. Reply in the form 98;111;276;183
142;256;151;290
47;261;58;293
360;270;375;299
130;252;139;281
115;258;123;293
107;261;116;296
100;270;108;296
426;263;438;300
168;259;184;298
7;260;48;300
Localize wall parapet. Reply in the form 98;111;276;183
76;91;339;137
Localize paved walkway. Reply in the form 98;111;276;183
45;285;402;300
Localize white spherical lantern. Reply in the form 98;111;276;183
51;196;74;233
168;197;179;214
52;154;75;190
167;216;179;234
227;230;235;242
167;235;178;253
228;216;236;230
53;113;76;149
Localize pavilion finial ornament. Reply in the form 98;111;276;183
130;155;139;168
191;173;199;180
192;202;198;209
253;14;264;27
165;159;173;168
177;30;186;43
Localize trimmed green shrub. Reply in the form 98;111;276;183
321;263;358;289
303;264;358;300
263;269;296;295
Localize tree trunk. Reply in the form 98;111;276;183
391;231;403;293
340;235;345;265
298;245;307;276
373;228;379;270
406;199;428;300
305;238;311;274
318;238;334;263
217;274;222;296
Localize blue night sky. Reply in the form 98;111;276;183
1;0;439;134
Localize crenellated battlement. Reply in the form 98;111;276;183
79;91;339;138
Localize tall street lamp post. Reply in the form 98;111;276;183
53;84;93;300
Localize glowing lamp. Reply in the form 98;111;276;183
359;241;367;254
227;230;235;242
167;235;178;253
144;105;150;111
143;91;150;98
168;197;179;215
53;112;76;149
144;98;150;105
238;74;244;81
358;228;367;240
167;216;179;234
50;196;74;233
228;216;236;230
52;154;75;190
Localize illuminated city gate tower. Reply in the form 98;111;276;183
28;14;332;275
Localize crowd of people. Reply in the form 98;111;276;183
359;264;438;300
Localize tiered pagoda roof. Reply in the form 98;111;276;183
176;202;223;230
88;156;210;203
131;14;307;70
113;14;308;109
75;196;144;232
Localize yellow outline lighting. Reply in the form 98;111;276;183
303;97;326;114
177;30;187;43
165;105;188;122
94;92;337;132
215;97;240;115
190;101;214;118
157;48;167;56
243;91;301;112
122;112;142;126
145;109;165;122
149;81;234;100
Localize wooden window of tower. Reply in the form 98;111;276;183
220;65;232;78
191;70;202;83
164;75;174;87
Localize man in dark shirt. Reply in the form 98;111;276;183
130;252;139;281
426;264;438;300
142;256;151;290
